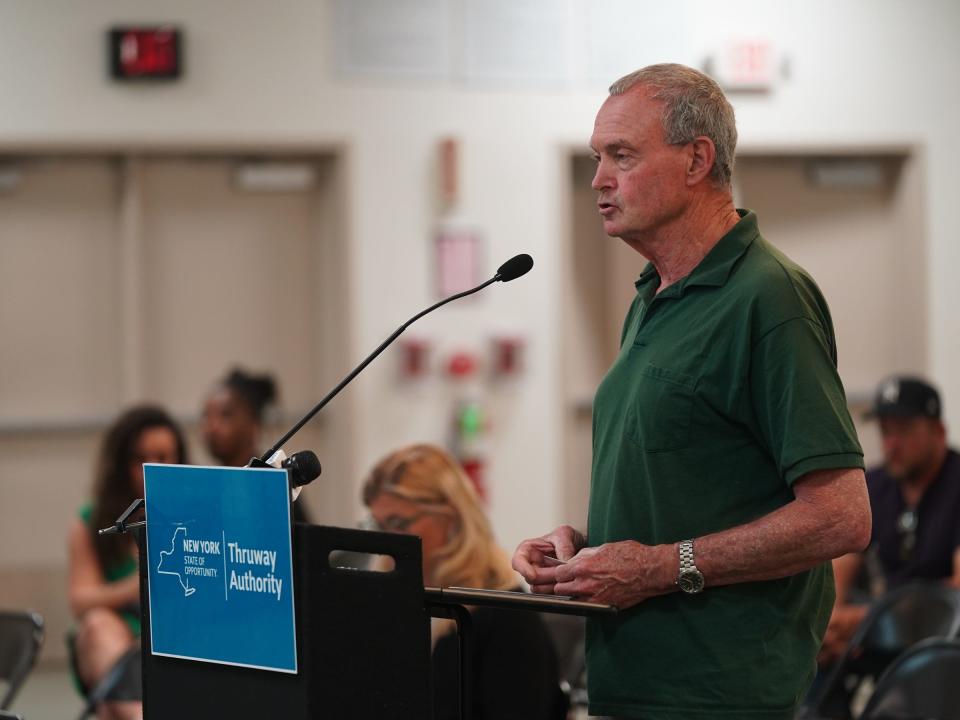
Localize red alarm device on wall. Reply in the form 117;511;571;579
109;26;182;80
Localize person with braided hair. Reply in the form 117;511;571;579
201;367;311;523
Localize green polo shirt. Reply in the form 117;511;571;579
585;210;863;719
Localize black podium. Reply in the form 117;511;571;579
139;523;434;719
128;521;613;719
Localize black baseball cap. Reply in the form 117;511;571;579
868;375;942;420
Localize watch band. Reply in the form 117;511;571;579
679;539;696;573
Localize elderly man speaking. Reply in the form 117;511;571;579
513;64;871;719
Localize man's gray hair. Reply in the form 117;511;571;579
609;63;737;187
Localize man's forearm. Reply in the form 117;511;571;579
548;468;869;608
690;467;871;588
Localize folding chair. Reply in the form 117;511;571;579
805;583;960;719
542;613;587;713
0;610;44;711
74;647;141;720
860;637;960;720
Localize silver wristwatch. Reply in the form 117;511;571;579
677;539;705;594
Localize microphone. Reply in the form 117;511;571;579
258;253;534;462
282;450;322;489
495;253;533;282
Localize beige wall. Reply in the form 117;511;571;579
1;0;959;663
0;152;352;660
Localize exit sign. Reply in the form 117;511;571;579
712;39;778;92
109;26;182;80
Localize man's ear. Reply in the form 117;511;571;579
685;136;716;186
933;419;947;441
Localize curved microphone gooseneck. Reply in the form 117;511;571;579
258;253;534;463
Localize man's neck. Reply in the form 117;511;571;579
626;194;740;292
899;446;949;506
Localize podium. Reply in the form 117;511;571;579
139;523;433;719
117;514;613;719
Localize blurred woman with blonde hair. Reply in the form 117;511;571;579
363;444;565;720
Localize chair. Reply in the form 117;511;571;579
74;647;141;720
542;613;588;711
0;610;44;710
859;637;960;720
805;583;960;719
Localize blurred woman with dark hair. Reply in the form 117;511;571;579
200;367;277;468
363;444;564;720
67;405;188;720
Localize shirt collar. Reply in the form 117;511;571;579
634;209;759;295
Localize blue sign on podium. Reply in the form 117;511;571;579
144;464;297;673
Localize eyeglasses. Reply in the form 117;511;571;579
896;508;918;561
362;508;449;534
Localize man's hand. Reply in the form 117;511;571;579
552;540;676;609
818;603;867;664
512;525;586;594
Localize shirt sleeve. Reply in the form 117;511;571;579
748;316;864;485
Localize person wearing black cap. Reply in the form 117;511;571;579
819;375;960;664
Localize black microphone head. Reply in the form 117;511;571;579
495;253;533;282
282;450;322;488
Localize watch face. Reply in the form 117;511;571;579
678;569;704;594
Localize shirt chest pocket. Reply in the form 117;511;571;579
625;362;697;452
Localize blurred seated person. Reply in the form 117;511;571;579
201;367;310;523
68;405;188;720
363;444;565;720
820;376;960;664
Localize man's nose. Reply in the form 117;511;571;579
591;160;614;191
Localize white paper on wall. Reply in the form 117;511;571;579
463;0;571;85
579;0;696;86
332;0;451;79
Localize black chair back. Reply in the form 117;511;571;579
0;610;44;710
807;583;960;719
860;637;960;719
542;613;587;711
75;646;142;720
860;584;960;661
